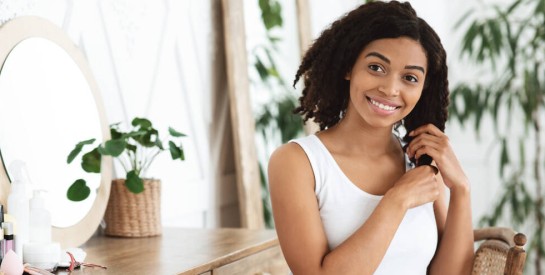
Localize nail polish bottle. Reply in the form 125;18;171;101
0;205;3;262
0;225;3;263
2;222;14;254
0;204;4;224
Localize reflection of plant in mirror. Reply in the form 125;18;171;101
66;117;186;201
451;0;545;273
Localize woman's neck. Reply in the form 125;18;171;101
324;111;399;157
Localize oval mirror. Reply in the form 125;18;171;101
0;16;111;248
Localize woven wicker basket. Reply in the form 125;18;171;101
104;178;162;237
472;239;509;274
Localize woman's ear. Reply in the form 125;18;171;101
345;71;351;80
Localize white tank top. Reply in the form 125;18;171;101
291;135;438;274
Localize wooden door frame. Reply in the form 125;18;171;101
220;0;264;229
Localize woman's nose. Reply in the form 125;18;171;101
378;77;400;97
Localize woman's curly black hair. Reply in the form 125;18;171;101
293;1;449;146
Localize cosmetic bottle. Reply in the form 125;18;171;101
7;160;30;257
23;190;60;271
0;205;3;263
0;205;3;262
28;190;51;243
0;224;3;263
2;222;14;254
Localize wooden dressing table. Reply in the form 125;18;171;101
62;228;289;274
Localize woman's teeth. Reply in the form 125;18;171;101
369;98;397;111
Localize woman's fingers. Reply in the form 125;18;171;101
407;125;469;191
394;165;441;208
415;146;441;161
406;133;441;158
409;123;444;138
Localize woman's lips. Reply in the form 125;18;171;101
366;96;401;113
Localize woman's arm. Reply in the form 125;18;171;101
406;124;474;275
430;180;473;274
269;142;440;275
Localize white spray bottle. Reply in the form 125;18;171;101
7;160;31;259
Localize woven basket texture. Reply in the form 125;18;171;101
472;240;509;275
104;178;162;237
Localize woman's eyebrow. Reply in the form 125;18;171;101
365;52;426;74
405;65;425;74
366;52;390;63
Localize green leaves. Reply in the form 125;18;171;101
453;0;545;137
255;96;304;145
67;117;187;199
168;127;186;137
456;0;545;264
82;147;101;173
499;138;510;177
134;128;158;147
125;118;159;147
67;179;91;201
125;170;144;194
449;84;491;135
252;0;302;229
168;141;185;161
258;0;283;31
131;117;152;129
253;46;284;86
277;98;303;143
98;139;126;157
67;138;95;164
480;175;534;227
460;17;505;64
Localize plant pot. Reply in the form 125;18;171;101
103;178;162;237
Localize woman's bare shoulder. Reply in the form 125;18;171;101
268;141;314;188
270;141;307;162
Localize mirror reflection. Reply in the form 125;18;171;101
0;37;102;228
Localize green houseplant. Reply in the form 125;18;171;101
66;117;186;237
66;117;186;201
451;0;545;273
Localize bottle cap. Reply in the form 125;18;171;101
8;160;32;185
30;190;47;209
2;222;13;235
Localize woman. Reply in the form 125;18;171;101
268;1;474;274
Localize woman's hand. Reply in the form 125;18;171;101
405;124;469;191
386;165;440;210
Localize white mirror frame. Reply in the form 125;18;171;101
0;16;112;248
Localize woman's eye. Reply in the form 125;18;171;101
369;64;384;73
404;75;418;83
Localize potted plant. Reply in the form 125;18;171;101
67;117;186;237
451;0;544;272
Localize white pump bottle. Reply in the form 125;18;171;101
29;190;51;243
24;190;60;270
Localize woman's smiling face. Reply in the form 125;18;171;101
345;37;428;129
